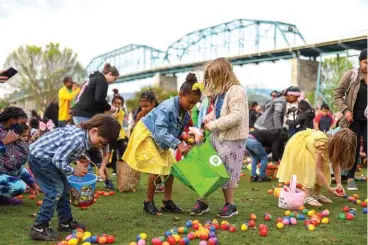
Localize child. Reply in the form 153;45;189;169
247;129;289;182
28;114;121;241
286;100;315;133
0;107;39;206
29;119;39;137
190;57;249;218
277;128;356;207
249;101;259;129
109;95;127;176
122;73;201;216
255;86;301;131
314;104;334;132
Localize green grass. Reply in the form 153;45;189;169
1;172;367;245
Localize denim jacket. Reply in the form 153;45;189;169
142;96;190;150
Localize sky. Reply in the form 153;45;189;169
0;0;367;97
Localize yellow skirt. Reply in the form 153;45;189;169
122;121;176;175
277;129;330;189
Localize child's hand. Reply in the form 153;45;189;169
178;142;190;156
77;158;90;168
31;183;41;195
329;186;344;197
335;184;346;196
74;165;88;177
98;168;107;181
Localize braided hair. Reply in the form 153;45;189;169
0;106;25;123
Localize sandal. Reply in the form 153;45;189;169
143;201;162;216
304;197;322;207
314;195;333;204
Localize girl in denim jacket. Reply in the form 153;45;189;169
122;73;202;216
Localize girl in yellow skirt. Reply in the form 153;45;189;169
277;128;357;207
122;73;202;216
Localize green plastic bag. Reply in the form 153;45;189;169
171;133;229;199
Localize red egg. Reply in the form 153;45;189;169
94;194;99;199
343;206;350;212
200;233;209;240
167;236;176;245
259;224;268;231
103;192;110;197
212;223;220;230
229;225;236;233
276;217;283;223
193;224;200;230
361;202;367;208
346;213;354;221
264;215;271;221
36;200;43;206
304;220;312;226
29;194;36;200
106;235;115;244
151;238;163;245
109;191;115;196
248;220;256;227
221;223;229;230
259;228;268;237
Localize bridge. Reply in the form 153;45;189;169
86;18;367;86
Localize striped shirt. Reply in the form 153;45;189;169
29;125;91;175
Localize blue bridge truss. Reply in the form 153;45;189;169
86;19;306;80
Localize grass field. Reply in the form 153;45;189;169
1;172;367;245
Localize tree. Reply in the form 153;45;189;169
319;56;353;111
4;43;85;110
126;86;178;111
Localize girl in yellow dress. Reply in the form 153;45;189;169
122;73;202;216
277;128;357;207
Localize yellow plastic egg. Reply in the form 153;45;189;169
212;219;219;224
173;234;181;242
82;243;91;245
308;210;316;217
321;217;329;224
307;224;315;231
277;222;284;229
284;210;291;216
240;224;248;231
356;200;362;205
139;233;147;240
67;238;78;245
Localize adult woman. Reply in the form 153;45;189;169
0;107;40;205
255;86;301;131
334;48;367;191
72;63;120;188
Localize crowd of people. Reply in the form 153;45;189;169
0;48;366;241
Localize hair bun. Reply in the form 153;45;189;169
185;73;197;83
104;63;111;69
112;88;119;93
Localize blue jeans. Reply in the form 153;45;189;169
28;155;72;225
246;137;268;177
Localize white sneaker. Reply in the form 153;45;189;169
112;173;117;176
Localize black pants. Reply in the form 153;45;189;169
348;120;367;179
110;139;127;173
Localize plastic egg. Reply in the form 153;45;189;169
321;217;329;224
82;243;91;245
67;238;78;245
356;200;362;205
137;239;146;245
129;242;138;245
282;219;289;225
199;241;208;245
321;210;329;217
208;237;217;245
240;224;248;231
284;210;291;216
276;222;284;229
290;218;297;225
363;208;367;214
296;214;305;220
307;224;315;231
